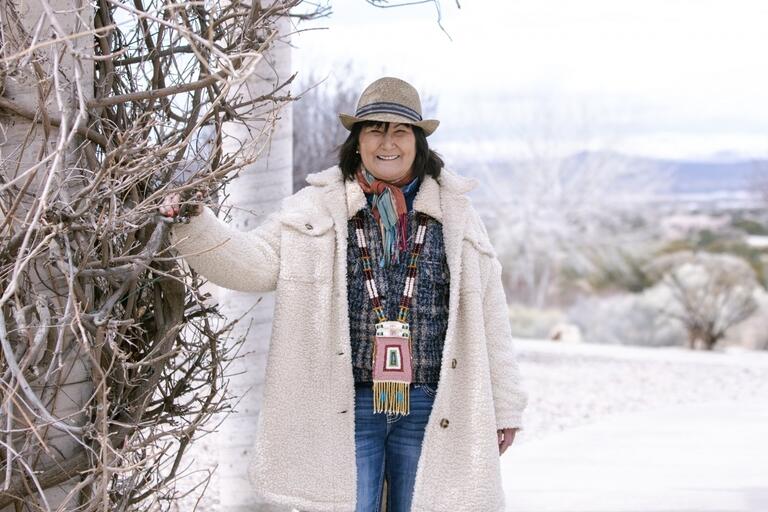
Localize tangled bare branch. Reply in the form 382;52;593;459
0;0;326;509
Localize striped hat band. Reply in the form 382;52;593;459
355;102;423;123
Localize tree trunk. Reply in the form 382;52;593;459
703;333;719;351
0;0;93;509
686;329;699;350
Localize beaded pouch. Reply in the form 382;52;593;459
372;321;413;414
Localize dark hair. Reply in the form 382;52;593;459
338;121;444;181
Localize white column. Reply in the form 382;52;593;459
177;13;295;512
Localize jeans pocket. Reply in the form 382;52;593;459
417;383;438;399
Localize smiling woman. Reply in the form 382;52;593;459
162;76;528;512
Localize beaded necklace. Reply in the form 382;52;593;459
353;211;429;415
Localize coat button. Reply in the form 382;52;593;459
440;418;449;428
305;223;313;230
451;358;457;368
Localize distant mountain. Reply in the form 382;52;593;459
467;151;768;195
571;151;768;193
659;159;765;194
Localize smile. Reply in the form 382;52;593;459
377;155;400;160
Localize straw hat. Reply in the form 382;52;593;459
339;77;439;136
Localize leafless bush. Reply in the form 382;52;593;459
649;252;759;350
0;0;326;509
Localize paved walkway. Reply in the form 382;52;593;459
501;400;768;512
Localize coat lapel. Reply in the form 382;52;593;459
435;172;474;369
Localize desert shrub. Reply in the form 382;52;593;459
649;252;759;349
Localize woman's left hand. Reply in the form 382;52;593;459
497;428;519;456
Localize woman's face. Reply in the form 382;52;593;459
358;122;417;183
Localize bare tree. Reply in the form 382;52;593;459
652;252;759;350
292;64;362;191
462;100;671;309
365;0;461;38
0;0;326;509
475;148;665;309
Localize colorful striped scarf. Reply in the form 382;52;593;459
355;167;415;267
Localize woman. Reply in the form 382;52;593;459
160;77;528;512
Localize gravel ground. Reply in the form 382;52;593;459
512;339;768;444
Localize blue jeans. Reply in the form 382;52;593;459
354;382;438;512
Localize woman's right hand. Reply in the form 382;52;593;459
159;191;205;219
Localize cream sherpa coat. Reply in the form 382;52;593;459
170;166;528;512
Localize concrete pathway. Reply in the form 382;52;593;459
501;400;768;512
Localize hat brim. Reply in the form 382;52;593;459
339;112;439;136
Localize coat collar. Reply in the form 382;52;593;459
305;166;478;222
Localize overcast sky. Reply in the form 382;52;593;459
291;0;768;162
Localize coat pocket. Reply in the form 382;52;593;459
278;213;335;283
